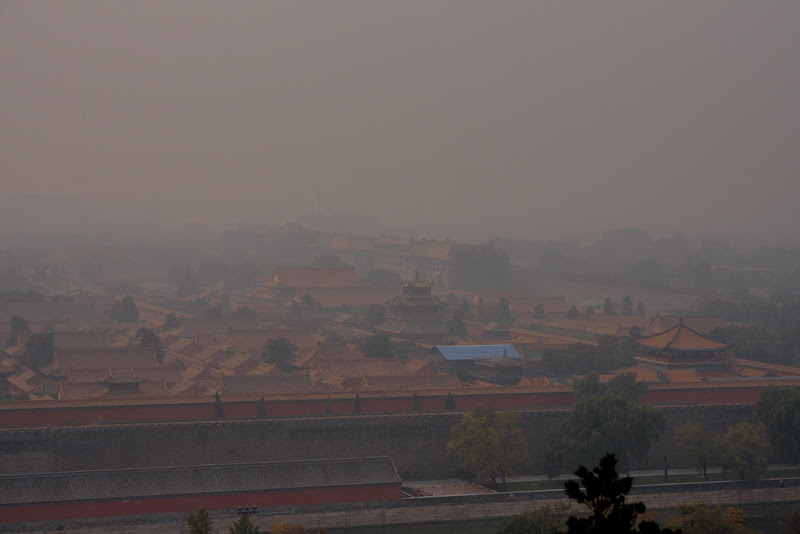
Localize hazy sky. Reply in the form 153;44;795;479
1;1;798;243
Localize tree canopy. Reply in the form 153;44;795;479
187;508;214;534
447;405;529;487
109;296;140;322
21;332;54;369
262;337;298;371
755;385;800;463
667;504;759;534
676;421;720;481
564;453;680;534
229;514;259;534
722;421;770;481
360;334;393;358
545;392;664;477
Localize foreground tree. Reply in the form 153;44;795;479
187;508;214;534
496;503;569;534
722;421;770;480
564;453;681;533
229;514;259;534
676;422;720;481
447;405;529;487
667;504;760;534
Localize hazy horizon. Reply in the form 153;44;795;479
2;1;799;245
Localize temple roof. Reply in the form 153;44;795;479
635;319;730;353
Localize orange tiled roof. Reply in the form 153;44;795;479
663;369;703;383
19;330;110;350
316;358;405;378
365;374;461;391
267;266;366;289
293;341;364;368
617;365;663;382
647;314;728;335
635;321;729;352
55;347;159;371
731;359;800;376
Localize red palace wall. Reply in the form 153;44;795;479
0;484;401;523
0;384;776;430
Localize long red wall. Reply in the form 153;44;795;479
0;384;771;429
0;484;400;523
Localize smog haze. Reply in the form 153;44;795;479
1;1;799;244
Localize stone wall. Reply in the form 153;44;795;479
7;478;800;534
0;404;755;479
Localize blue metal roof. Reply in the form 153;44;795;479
434;344;523;361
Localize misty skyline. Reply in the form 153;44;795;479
1;1;799;244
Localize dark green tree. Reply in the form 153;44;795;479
755;385;800;463
446;310;468;338
229;514;259;534
187;508;214;534
262;337;298;371
6;314;29;347
214;392;226;418
628;325;642;339
622;296;633;314
360;334;393;358
676;421;720;481
236;306;256;318
109;296;140;322
495;502;569;534
565;305;580;319
444;391;456;410
564;453;680;533
257;396;267;417
300;294;318;309
162;313;181;331
572;372;647;401
534;303;546;320
498;297;512;322
412;390;421;411
366;304;386;329
353;393;361;413
325;396;333;414
545;392;664;477
135;327;164;363
603;298;615;315
636;301;645;315
21;333;55;369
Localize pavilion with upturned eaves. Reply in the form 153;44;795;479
633;318;730;369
